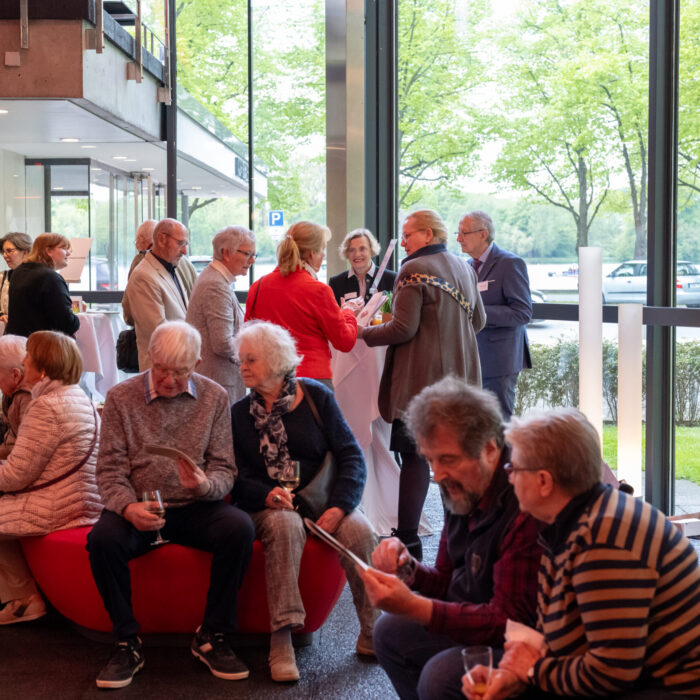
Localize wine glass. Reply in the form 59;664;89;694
462;646;492;696
141;489;168;545
278;460;300;494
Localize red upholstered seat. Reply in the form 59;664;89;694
20;526;346;635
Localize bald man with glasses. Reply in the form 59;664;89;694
123;218;198;371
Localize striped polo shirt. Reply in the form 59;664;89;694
534;484;700;696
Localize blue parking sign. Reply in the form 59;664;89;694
269;210;284;227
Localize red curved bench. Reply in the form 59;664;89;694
21;526;346;635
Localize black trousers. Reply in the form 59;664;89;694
87;501;255;641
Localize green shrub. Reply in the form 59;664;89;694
515;339;700;426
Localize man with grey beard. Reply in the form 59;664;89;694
359;377;541;700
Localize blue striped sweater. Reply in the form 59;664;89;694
534;484;700;696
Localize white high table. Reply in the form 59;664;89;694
76;311;122;400
332;340;432;537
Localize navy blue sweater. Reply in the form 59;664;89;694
231;379;366;514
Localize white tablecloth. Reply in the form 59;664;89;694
332;341;432;536
76;312;121;400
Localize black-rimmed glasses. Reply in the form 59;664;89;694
455;228;484;237
162;232;189;248
503;462;541;474
236;249;257;261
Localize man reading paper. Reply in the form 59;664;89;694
87;321;254;689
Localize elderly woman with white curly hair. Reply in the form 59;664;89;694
231;320;378;682
186;225;256;405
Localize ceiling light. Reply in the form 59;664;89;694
60;137;80;142
0;109;8;115
91;168;102;171
141;167;155;171
81;145;97;149
113;156;128;160
191;186;202;190
124;158;137;162
52;186;64;191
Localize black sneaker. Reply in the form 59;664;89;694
96;637;144;689
191;627;249;680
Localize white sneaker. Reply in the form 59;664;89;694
0;593;46;625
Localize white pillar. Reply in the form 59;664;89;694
578;247;603;444
617;304;644;493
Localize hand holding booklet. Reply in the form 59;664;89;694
144;444;197;471
356;291;388;328
304;518;369;571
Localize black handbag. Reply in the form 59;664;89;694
116;328;139;372
294;379;337;520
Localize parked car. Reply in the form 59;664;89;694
189;255;212;274
602;260;700;306
529;289;546;326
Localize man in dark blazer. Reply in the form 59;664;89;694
328;228;397;306
457;211;532;419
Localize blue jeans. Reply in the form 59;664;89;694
374;613;468;700
87;501;255;640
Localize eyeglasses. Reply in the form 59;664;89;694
503;462;541;474
162;232;189;248
2;247;19;255
235;249;257;261
455;228;484;237
151;363;192;379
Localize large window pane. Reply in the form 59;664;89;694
397;1;649;305
675;0;700;512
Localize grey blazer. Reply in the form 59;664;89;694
363;245;485;423
186;264;245;405
122;252;198;370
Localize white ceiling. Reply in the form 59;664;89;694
0;99;248;198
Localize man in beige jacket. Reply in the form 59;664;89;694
122;218;197;371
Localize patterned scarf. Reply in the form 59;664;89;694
249;373;298;480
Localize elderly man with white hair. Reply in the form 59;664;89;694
0;335;31;458
87;321;255;690
186;225;256;404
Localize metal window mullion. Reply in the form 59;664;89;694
645;0;680;514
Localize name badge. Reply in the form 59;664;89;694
478;281;489;292
343;292;358;300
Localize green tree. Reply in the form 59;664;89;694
397;0;484;209
488;0;649;253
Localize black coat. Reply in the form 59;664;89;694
5;262;80;337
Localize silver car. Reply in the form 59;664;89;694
602;260;700;307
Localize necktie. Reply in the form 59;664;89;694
472;258;482;276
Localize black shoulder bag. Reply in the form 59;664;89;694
294;379;337;521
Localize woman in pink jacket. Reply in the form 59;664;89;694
0;331;101;625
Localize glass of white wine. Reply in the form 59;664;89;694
142;489;168;546
462;646;492;696
278;460;300;494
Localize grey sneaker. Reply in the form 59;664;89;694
96;637;144;689
191;627;249;680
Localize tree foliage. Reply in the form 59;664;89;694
397;0;484;210
488;0;649;251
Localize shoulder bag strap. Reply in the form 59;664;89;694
249;276;263;317
1;404;99;497
395;272;473;319
297;379;323;430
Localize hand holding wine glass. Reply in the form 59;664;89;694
462;646;493;697
141;489;169;545
278;460;300;494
